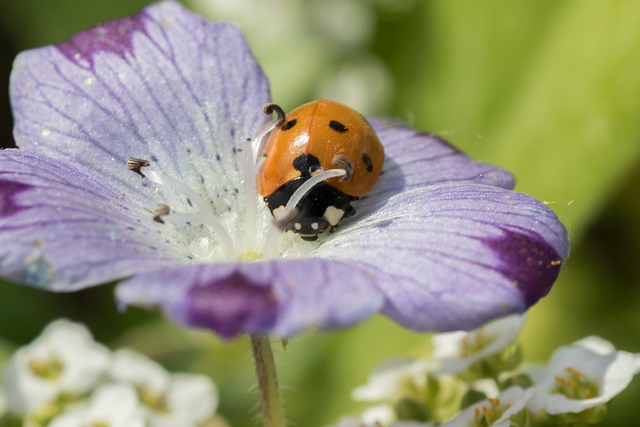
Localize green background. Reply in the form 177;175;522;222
1;1;639;426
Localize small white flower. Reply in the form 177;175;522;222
48;383;144;427
328;405;397;427
442;386;533;427
361;404;395;425
328;416;365;427
2;319;111;415
109;348;170;395
148;373;218;427
352;359;435;402
527;336;638;414
328;404;433;427
433;314;525;374
109;349;218;426
390;421;432;427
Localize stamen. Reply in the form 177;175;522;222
125;157;239;259
145;169;236;258
242;103;287;254
552;365;599;399
255;103;286;162
254;104;287;172
261;168;347;258
127;157;150;177
242;137;258;252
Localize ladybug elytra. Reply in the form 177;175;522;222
257;99;384;241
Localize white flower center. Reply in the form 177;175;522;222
127;104;348;263
551;367;599;400
28;353;64;381
472;398;512;426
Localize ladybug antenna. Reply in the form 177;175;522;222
263;103;286;124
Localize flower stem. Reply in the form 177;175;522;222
250;335;286;427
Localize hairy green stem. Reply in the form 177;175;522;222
250;335;286;427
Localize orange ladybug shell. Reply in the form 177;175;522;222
257;99;384;198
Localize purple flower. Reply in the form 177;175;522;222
0;1;568;339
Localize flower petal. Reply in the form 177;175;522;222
368;120;515;203
528;342;638;414
0;150;186;290
432;314;526;373
116;258;384;339
442;386;533;427
315;184;569;331
10;1;269;213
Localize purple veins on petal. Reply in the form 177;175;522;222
315;183;569;332
0;150;185;290
367;120;516;205
11;1;270;221
56;11;150;69
0;0;570;338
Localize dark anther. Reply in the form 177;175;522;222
332;154;354;181
263;103;286;126
152;203;170;223
127;157;151;178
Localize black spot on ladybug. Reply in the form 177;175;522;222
292;154;322;177
362;153;374;173
282;119;297;131
329;120;348;133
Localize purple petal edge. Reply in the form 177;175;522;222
56;8;150;69
317;183;569;332
485;227;563;307
116;259;385;339
0;180;32;217
185;269;280;339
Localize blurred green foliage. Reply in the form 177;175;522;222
1;1;639;426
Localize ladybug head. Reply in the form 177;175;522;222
265;179;355;241
290;216;330;242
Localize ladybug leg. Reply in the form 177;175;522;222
344;204;356;218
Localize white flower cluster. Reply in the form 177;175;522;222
0;320;218;427
331;315;640;427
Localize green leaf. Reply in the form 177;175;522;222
397;1;640;241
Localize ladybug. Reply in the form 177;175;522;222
257;99;384;241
